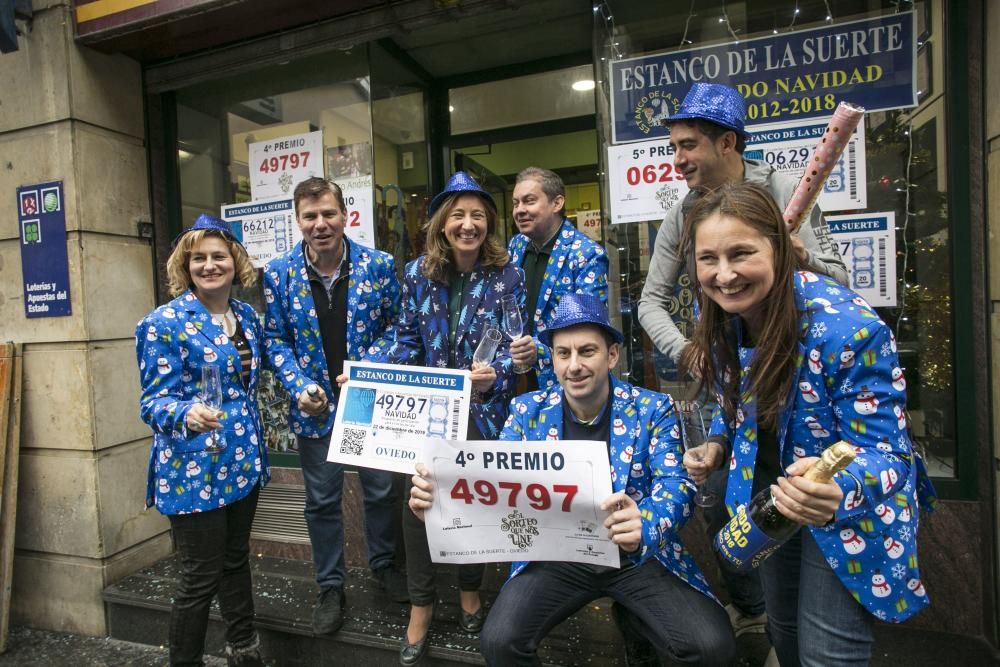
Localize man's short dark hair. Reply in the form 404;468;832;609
516;167;566;216
666;118;746;154
293;177;347;214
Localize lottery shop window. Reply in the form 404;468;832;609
594;0;970;489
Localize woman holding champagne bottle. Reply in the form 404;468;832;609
679;183;935;666
135;214;269;667
367;172;524;665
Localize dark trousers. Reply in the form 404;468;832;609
298;435;399;591
168;484;260;666
402;478;484;606
480;560;736;667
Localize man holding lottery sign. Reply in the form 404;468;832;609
409;294;735;666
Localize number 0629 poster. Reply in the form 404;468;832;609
424;439;617;566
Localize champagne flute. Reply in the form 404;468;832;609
501;294;530;374
201;364;227;453
678;400;718;507
471;328;502;404
473;327;503;367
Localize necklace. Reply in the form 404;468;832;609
210;308;236;337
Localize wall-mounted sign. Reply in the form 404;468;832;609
17;181;71;318
248;130;324;200
826;211;897;307
609;12;916;144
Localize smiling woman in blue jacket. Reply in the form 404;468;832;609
135;215;269;667
680;184;935;667
367;172;525;665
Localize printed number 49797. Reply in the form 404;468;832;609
449;479;578;512
259;152;310;174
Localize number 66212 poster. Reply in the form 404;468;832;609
424;439;617;566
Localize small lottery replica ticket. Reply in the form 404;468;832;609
327;361;471;473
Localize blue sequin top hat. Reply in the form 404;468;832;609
172;213;242;248
539;293;624;347
667;83;749;140
428;171;497;216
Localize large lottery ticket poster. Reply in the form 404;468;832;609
825;212;897;307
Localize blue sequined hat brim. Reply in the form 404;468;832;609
428;171;497;216
171;214;243;248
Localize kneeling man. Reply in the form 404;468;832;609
409;294;735;666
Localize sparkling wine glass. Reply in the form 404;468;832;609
473;327;503;367
201;364;227;453
501;294;530;374
678;400;718;507
471;328;502;404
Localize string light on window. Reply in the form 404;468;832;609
678;0;696;47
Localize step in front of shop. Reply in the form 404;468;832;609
102;555;627;666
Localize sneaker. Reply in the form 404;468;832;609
725;603;767;637
313;588;346;635
371;566;410;603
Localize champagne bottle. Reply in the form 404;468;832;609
713;441;856;572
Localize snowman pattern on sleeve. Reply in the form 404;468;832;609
136;292;269;515
720;273;933;623
500;377;714;602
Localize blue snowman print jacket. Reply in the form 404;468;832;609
262;239;400;438
508;219;609;389
367;256;524;439
501;375;715;601
711;271;936;622
135;291;269;515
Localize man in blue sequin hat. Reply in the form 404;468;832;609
636;82;847;644
408;293;736;666
639;82;847;365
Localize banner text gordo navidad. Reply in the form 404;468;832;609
609;12;916;144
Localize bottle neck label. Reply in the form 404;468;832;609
713;507;784;572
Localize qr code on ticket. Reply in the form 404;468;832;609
340;428;366;456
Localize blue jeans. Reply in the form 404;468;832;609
759;528;874;666
168;484;260;666
298;435;399;591
480;560;735;666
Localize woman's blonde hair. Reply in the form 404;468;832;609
421;192;508;282
165;229;257;297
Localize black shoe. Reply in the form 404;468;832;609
399;631;430;666
371;567;410;603
458;606;485;634
225;634;264;667
312;588;346;636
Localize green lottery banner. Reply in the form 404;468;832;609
609;12;915;144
